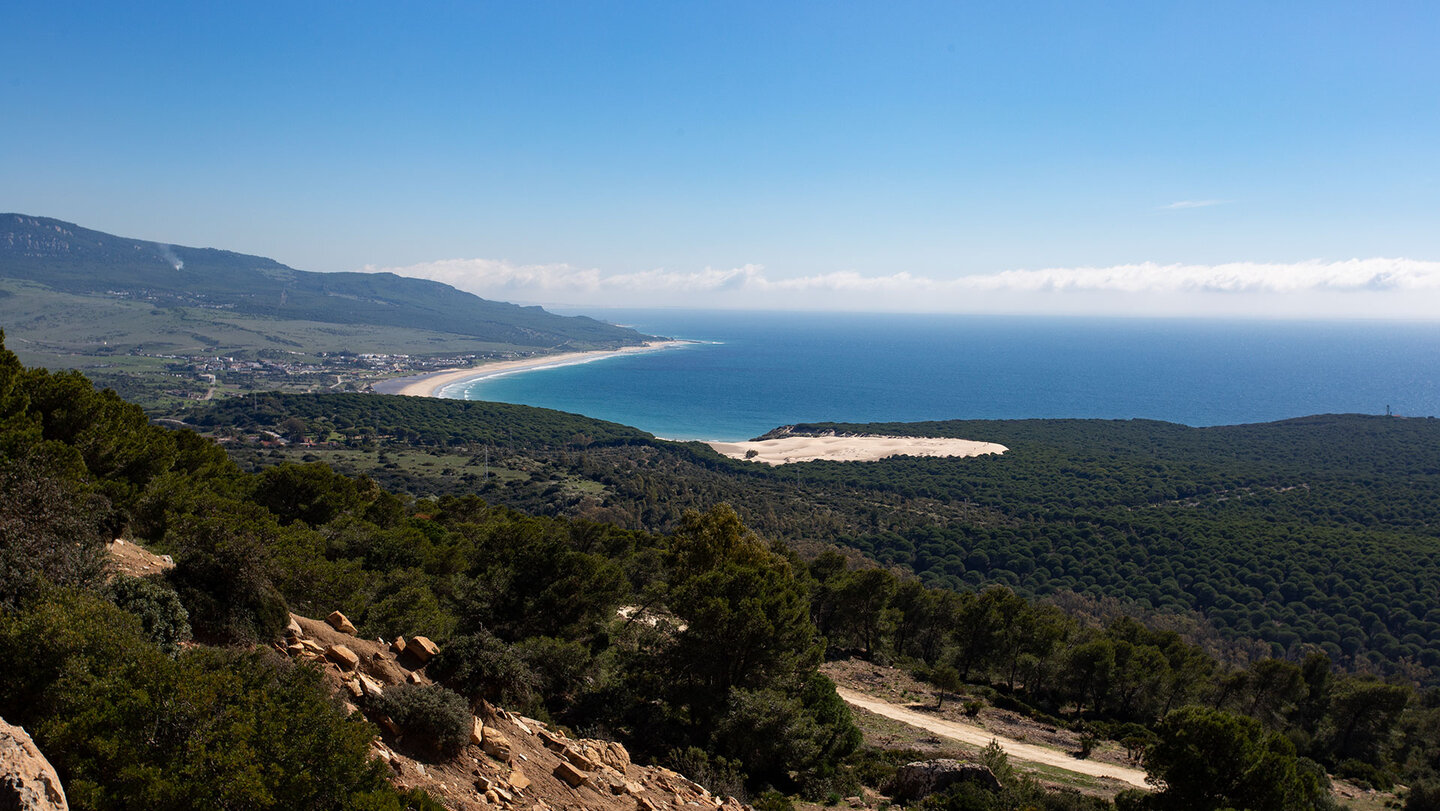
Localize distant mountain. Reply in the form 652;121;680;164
0;214;650;348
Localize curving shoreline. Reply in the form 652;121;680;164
373;340;689;398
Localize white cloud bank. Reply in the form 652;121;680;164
367;257;1440;319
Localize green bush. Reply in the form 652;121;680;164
1407;782;1440;811
666;746;748;802
0;590;401;810
368;683;472;760
752;790;795;811
426;629;539;708
106;575;191;655
165;508;289;643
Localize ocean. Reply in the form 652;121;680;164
440;310;1440;441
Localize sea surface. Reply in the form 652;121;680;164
440;310;1440;441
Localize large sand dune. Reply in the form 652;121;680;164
707;434;1007;465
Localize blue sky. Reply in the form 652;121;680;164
3;2;1439;316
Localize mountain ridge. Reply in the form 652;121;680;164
0;213;650;349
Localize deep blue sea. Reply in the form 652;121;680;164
441;310;1440;441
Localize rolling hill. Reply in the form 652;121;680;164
0;213;650;350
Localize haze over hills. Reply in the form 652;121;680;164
0;213;651;350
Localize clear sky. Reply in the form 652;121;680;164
3;2;1439;317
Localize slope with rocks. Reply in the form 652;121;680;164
281;611;750;811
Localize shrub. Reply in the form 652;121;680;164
106;575;191;655
426;629;538;708
368;683;472;760
980;739;1014;786
165;508;289;643
666;746;748;802
752;791;794;811
1407;782;1440;811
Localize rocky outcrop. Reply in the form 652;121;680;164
889;759;1000;801
0;718;68;811
277;612;752;811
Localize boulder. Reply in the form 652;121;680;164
407;636;439;663
324;644;359;671
355;673;385;698
537;729;567;751
0;717;69;810
553;760;590;788
563;747;598;772
326;611;357;635
469;717;485;747
890;760;1000;801
481;728;512;762
286;617;304;639
506;769;531;791
599;741;632;773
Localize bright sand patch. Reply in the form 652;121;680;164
386;341;687;397
707;435;1007;466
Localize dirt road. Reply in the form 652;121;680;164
835;687;1150;789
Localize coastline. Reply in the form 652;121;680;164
375;340;688;398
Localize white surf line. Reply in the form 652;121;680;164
835;687;1150;789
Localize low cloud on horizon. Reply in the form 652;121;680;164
365;256;1440;320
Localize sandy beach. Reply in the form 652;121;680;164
378;340;688;398
707;434;1008;466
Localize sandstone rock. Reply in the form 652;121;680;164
325;644;360;671
537;730;566;752
301;639;325;654
890;760;1000;801
286;617;304;638
506;770;531;791
0;717;68;811
342;679;364;699
407;636;439;662
482;729;513;762
553;760;589;789
599;741;632;773
563;747;598;772
391;636;407;655
636;797;661;811
407;671;424;684
356;673;385;698
326;611;357;635
470;718;485;747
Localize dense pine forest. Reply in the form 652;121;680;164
6;331;1440;810
196;393;1440;685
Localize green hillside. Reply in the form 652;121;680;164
0;213;650;349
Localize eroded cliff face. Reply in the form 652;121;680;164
0;717;68;811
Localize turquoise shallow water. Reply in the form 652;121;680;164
442;310;1440;441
